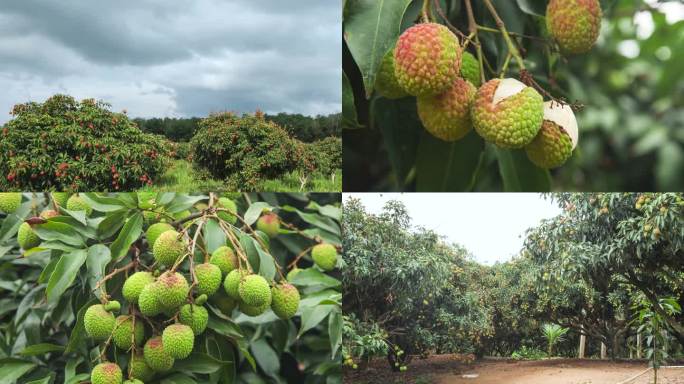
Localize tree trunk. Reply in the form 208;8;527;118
579;334;586;359
637;332;642;359
601;342;607;359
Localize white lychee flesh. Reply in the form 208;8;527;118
543;101;578;149
492;78;527;105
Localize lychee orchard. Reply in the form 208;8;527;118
0;192;342;383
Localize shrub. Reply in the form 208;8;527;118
0;95;169;191
305;136;342;176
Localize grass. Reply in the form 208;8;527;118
141;160;341;192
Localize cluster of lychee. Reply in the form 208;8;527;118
375;0;601;169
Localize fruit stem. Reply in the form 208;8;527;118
464;0;486;85
421;0;431;23
482;0;526;70
500;53;512;77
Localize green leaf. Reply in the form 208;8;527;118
204;218;227;254
97;210;128;239
243;202;271;226
329;309;343;359
342;71;362;129
109;213;142;261
281;206;340;236
86;244;111;297
0;358;37;383
160;374;198;384
298;305;335;337
33;222;85;247
496;147;551;192
240;233;260;273
65;299;99;353
416;130;485;191
290;268;341;289
20;343;65;356
249;338;280;379
305;201;342;221
46;249;88;304
81;193;130;212
173;353;224;374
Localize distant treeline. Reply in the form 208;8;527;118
134;112;341;143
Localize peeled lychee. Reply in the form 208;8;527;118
546;0;602;54
417;77;476;142
375;47;409;99
525;101;578;168
471;78;544;148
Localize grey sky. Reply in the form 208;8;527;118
344;193;562;265
0;0;340;124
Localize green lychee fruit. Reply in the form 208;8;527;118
224;269;249;299
112;315;145;350
471;78;544;148
216;197;237;224
195;294;208;306
209;289;237;315
394;23;462;97
210;246;238;275
195;263;222;296
375;47;409;99
18;222;41;250
144;336;174;372
146;222;174;249
50;192;70;208
162;324;195;359
137;192;156;209
256;213;280;238
66;194;93;215
525;102;579;169
238;274;272;307
179;304;209;335
153;230;186;267
143;207;166;223
84;304;116;342
91;362;122;384
460;52;481;86
129;352;155;381
138;282;163;317
0;193;22;213
271;283;300;320
312;243;338;271
547;0;602;54
417;77;476;142
104;300;121;313
239;300;270;317
123;272;155;304
156;271;190;309
286;267;302;281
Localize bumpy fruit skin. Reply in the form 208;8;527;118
162;324;195;359
224;269;249;299
66;194;93;215
525;121;574;168
144;336;175;372
394;23;462;97
271;283;300;320
112;315;145;350
91;362;123;384
195;263;222;296
137;192;156;208
104;300;121;312
146;222;174;249
129;353;155;381
471;79;544;148
216;197;237;224
0;193;21;213
460;52;481;86
84;304;116;342
210;289;237;315
153;230;186;267
256;213;280;238
138;283;163;316
123;272;155;304
239;274;272;307
239;301;270;317
210;246;238;275
179;304;209;335
312;243;338;271
376;48;409;99
50;192;69;208
547;0;601;54
156;271;190;309
18;222;41;249
417;77;476;142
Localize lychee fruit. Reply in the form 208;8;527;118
129;352;155;381
0;193;22;213
84;304;116;342
460;51;481;86
239;301;270;317
50;192;70;208
224;269;249;299
417;77;477;142
152;230;186;267
525;102;578;168
91;362;122;384
122;271;155;304
112;315;145;350
311;243;338;271
138;282;163;316
156;271;190;309
143;336;174;372
209;289;237;315
547;0;602;54
216;197;237;224
146;222;174;249
179;303;209;335
66;194;93;215
18;222;41;250
194;263;222;296
375;47;409;99
162;323;195;359
271;283;300;320
238;274;272;307
256;212;280;238
210;245;238;275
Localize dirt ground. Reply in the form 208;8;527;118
344;356;684;384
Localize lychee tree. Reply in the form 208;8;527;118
0;192;342;383
343;0;603;191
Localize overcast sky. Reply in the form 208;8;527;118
344;193;562;265
0;1;340;124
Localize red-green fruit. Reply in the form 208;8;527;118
239;301;270;317
271;283;300;320
162;324;195;359
471;78;544;148
129;352;155;381
238;274;272;307
50;192;70;208
394;23;462;97
91;362;122;384
153;230;186;267
123;272;155;304
146;222;174;249
144;336;174;372
525;102;579;169
210;289;237;315
547;0;602;54
312;243;338;271
195;263;222;296
40;209;59;219
224;269;249;299
376;47;409;99
138;283;163;316
179;304;209;335
210;246;238;275
84;304;116;342
156;271;189;309
112;315;145;350
18;222;41;249
0;193;21;213
460;52;481;86
417;77;476;142
216;197;237;224
66;194;93;215
256;213;280;238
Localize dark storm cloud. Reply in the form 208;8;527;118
0;0;340;122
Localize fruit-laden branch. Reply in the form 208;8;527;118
482;0;526;70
